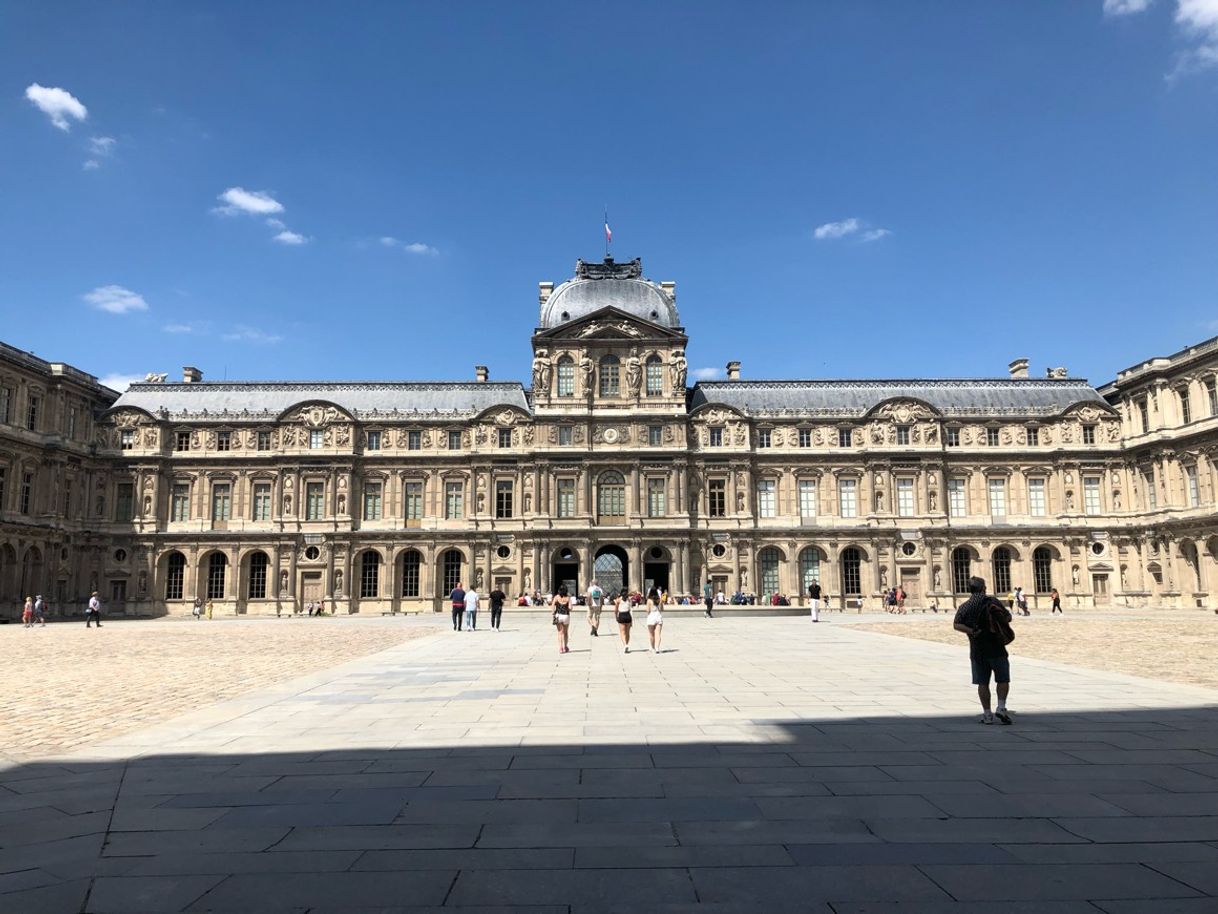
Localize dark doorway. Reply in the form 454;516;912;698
552;546;579;596
644;546;670;593
593;545;628;596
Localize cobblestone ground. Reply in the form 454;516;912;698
0;617;441;762
853;609;1218;691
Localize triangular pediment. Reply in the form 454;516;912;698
533;306;687;344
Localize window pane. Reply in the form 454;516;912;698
496;480;513;518
896;478;915;516
445;482;464;518
498;428;512;448
557;358;575;397
172;483;190;522
364;482;383;520
557;479;575;517
310;429;323;449
838;479;857;518
1187;466;1200;507
367;430;381;450
360;551;380;598
648;425;662;446
253;483;272;521
948;478;966;517
759;548;780;594
988;479;1006;517
448;430;462;450
306;482;325;520
645;358;663;396
708;479;725;517
248;552;267;600
798;480;817;519
401;551;421;597
404;482;423;522
599;357;619;396
757;480;776;518
647;478;665;517
1083;476;1101;515
211;484;231;521
1027;478;1046;517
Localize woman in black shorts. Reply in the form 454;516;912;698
614;589;633;654
552;585;572;654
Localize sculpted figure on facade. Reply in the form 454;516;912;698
671;350;687;389
532;350;552;393
624;348;643;396
579;355;594;393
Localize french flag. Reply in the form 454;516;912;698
604;220;612;246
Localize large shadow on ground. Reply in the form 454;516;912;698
2;706;1218;913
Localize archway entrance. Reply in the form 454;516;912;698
643;545;670;593
593;545;628;596
552;546;580;596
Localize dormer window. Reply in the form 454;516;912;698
599;356;620;396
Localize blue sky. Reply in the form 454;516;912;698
2;1;1215;391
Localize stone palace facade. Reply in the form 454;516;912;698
1;256;1216;617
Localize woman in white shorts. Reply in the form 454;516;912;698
645;585;664;653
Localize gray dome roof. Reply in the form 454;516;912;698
539;258;679;329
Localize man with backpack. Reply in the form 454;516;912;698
953;576;1014;725
587;580;604;636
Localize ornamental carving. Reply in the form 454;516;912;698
295;405;342;428
112;410;141;428
875;400;935;423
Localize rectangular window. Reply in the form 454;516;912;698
988;478;1006;517
176;431;191;452
120;430;135;450
0;387;9;424
708;479;726;517
648;425;662;446
757;429;771;449
798;428;811;448
838;479;857;518
496;480;513;518
20;473;32;515
709;427;723;447
896;478;915;516
557;361;574;397
838;428;852;448
948;478;967;516
647;478;666;517
1145;471;1157;509
1186;466;1200;507
0;468;6;511
1082;425;1096;445
363;482;383;520
557;478;576;518
1207;379;1218;417
62;480;72;517
946;427;960;447
1026;426;1039;446
309;429;324;449
210;483;231;521
757;479;776;518
404;482;423;526
253;483;272;521
448;430;462;451
1083;476;1101;515
171;483;190;522
1180;390;1192;424
498;428;512;449
407;430;421;450
558;425;573;446
445;481;464;519
305;482;325;520
257;430;271;451
1027;478;1046;517
600;359;620;396
114;482;134;521
367;430;381;450
67;407;77;439
986;427;1000;447
26;395;39;431
645;359;663;396
1139;399;1150;433
798;479;817;519
896;426;910;446
217;431;231;451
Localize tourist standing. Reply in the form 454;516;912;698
552;585;572;653
86;592;102;628
808;579;822;622
205;598;214;620
22;596;34;628
952;576;1013;725
488;586;506;631
450;583;466;632
646;598;664;653
1050;587;1062;614
895;585;907;614
587;580;604;636
614;589;633;653
33;595;46;626
192;598;203;620
1014;586;1029;616
703;581;714;618
463;585;480;631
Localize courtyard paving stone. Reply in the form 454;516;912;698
0;613;1217;910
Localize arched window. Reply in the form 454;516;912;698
599;356;620;397
758;547;782;595
206;552;227;600
1033;546;1053;593
165;552;186;600
556;356;575;397
597;471;626;522
799;547;821;594
645;356;663;396
992;547;1012;595
840;547;862;595
360;550;381;598
441;549;462;594
247;551;268;600
951;547;972;594
400;550;422;598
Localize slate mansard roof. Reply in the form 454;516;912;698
689;379;1112;419
540;257;680;330
110;381;530;422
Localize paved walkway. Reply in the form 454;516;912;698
2;615;1218;912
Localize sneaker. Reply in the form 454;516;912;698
994;709;1013;725
624;646;629;654
980;713;994;725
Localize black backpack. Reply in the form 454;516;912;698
986;598;1015;645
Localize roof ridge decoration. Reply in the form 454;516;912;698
695;378;1096;389
123;381;525;392
574;257;643;280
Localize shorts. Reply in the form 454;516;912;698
587;605;602;620
616;612;633;624
647;612;663;625
554;614;570;625
971;656;1011;685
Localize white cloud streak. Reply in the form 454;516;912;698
83;159;101;171
1104;0;1153;14
214;187;285;216
98;373;144;392
163;323;197;334
814;218;891;243
404;242;439;255
222;325;282;344
89;135;116;156
273;230;307;245
379;236;399;247
691;367;723;381
25;83;87;131
83;285;148;314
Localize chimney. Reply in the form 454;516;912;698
1007;358;1029;380
538;282;554;307
182;366;203;384
475;365;489;383
726;360;741;381
660;280;676;303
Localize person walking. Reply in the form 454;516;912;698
449;583;466;632
587;580;604;637
86;592;102;628
1050;587;1062;614
33;595;47;626
192;598;203;620
895;585;907;614
808;579;822;622
614;589;633;653
463;585;480;631
952;576;1014;725
205;598;214;621
703;581;714;618
1014;586;1029;617
552;585;572;653
646;597;664;653
488;585;506;631
22;596;34;628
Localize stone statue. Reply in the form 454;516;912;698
532;350;552;393
1071;565;1080;587
283;494;292;514
280;570;289;595
879;566;888;587
334;569;343;595
523;568;531;591
138;571;147;595
1065;490;1074;511
524;492;532;512
671;351;688;389
933;567;942;589
740;569;748;589
624;349;642;396
1113;490;1122;510
736;491;745;512
579;356;594;392
142;495;151;515
337;494;346;514
928;490;937;510
474;568;483;589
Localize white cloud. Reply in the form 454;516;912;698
222;325;282;344
214;187;285;216
25;83;87;131
379;236;399;247
860;228;892;242
83;285;148;314
163;323;196;334
82;159;101;171
1104;0;1153;14
98;373;143;392
89;135;116;156
1178;0;1218;31
691;367;723;381
273;230;307;245
814;218;861;240
404;242;439;255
